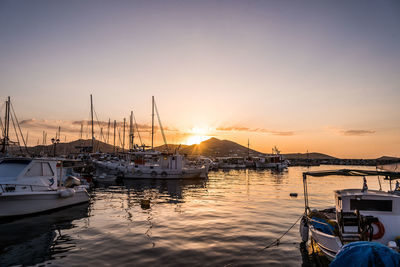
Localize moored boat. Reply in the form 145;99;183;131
0;157;90;218
299;169;400;260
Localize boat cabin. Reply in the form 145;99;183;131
0;158;59;192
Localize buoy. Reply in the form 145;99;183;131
140;199;151;209
290;193;298;197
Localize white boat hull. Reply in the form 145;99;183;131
309;226;342;260
0;189;90;217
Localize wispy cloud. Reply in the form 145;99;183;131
325;126;376;136
342;130;376;136
216;126;294;136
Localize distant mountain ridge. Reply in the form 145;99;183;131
156;137;338;159
283;152;337;160
9;137;397;160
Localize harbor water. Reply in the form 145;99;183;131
1;165;386;266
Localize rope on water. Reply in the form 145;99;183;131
259;214;303;252
223;214;304;267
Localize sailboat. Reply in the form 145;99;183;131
94;96;208;179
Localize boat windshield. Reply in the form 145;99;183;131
0;159;31;178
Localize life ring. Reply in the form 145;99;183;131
136;170;142;176
161;171;167;177
151;171;157;177
372;221;385;240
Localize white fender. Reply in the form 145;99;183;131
59;188;76;198
300;216;309;243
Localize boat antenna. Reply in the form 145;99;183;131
90;94;95;153
151;96;154;150
154;98;169;153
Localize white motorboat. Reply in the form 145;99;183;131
115;151;207;179
0;158;90;218
299;169;400;260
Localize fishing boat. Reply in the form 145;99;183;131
0;157;90;218
299;169;400;260
254;146;288;170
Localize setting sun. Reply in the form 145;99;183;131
184;127;213;145
185;135;210;145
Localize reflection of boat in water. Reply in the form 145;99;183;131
0;158;90;217
122;177;207;200
0;203;89;266
300;169;400;261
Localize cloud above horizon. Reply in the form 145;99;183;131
216;126;294;136
342;129;376;136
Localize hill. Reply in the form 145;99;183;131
155;137;265;157
283;152;337;160
12;139;120;156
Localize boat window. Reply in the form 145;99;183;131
0;161;30;178
350;199;392;212
25;162;43;177
42;162;54;176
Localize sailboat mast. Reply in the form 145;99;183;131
129;111;133;150
151;96;154;150
122;118;126;153
247;138;250;158
113;120;116;154
1;97;10;153
90;94;94;153
107;118;110;144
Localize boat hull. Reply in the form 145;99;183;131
0;189;90;217
310;226;342;260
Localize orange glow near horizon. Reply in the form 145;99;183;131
184;127;213;145
185;135;210;145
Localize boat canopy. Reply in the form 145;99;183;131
303;169;400;180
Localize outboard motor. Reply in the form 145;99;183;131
64;176;81;188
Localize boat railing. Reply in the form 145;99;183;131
0;183;53;193
308;217;332;227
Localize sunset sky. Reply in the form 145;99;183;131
0;0;399;158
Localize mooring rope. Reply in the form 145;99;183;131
259;214;303;251
224;214;304;267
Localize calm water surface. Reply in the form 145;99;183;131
1;165;387;266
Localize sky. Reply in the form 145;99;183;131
0;0;399;158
